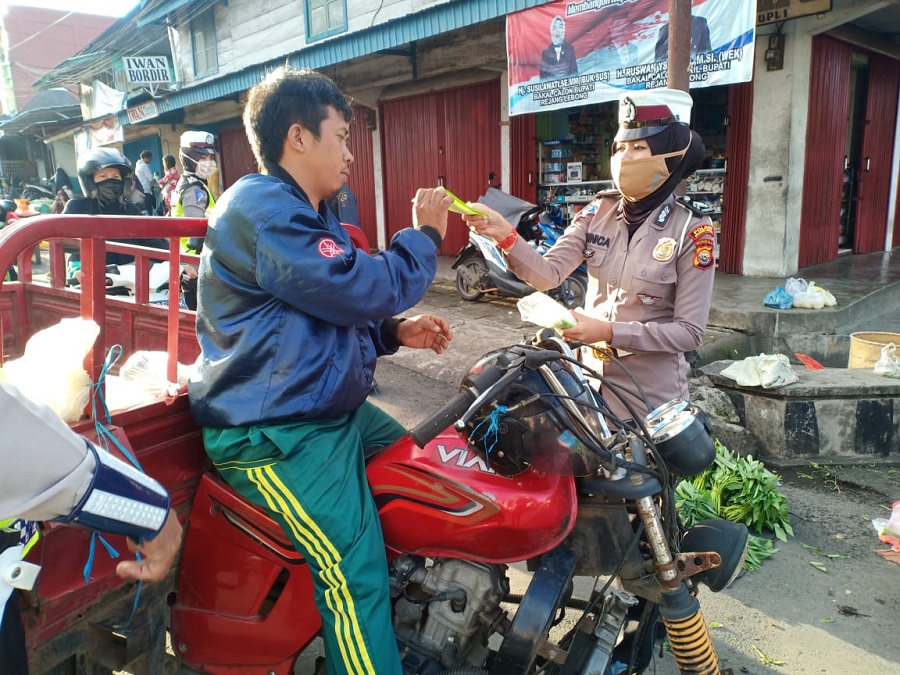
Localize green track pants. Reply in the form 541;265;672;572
203;401;405;675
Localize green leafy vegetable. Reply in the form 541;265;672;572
676;440;794;571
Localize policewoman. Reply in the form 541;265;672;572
465;88;715;422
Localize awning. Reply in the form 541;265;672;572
0;89;82;137
137;0;220;27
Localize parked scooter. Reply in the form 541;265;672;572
453;188;587;309
170;331;748;674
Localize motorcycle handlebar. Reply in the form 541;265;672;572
409;364;507;448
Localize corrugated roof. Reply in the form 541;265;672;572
140;0;554;119
34;5;171;90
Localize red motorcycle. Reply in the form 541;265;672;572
2;216;746;675
171;332;747;675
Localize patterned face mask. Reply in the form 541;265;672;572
95;178;124;207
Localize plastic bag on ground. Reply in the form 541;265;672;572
0;318;99;421
763;286;793;310
791;289;825;309
785;277;808;297
873;343;900;378
809;282;836;307
517;292;576;330
872;500;900;552
720;353;799;389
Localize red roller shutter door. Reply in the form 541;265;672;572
854;53;900;253
510;113;538;203
381;80;501;255
348;106;377;248
798;36;852;269
718;81;752;275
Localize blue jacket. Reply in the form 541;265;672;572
188;172;439;428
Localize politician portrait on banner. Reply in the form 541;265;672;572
507;0;756;116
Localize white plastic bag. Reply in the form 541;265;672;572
784;277;808;298
517;292;576;331
119;350;193;396
756;353;799;388
873;343;900;378
808;282;836;307
720;358;761;387
791;290;825;309
0;318;100;421
720;353;798;389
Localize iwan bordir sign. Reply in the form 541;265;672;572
123;56;172;84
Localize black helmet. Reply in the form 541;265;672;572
0;199;16;218
77;147;132;198
459;347;607;477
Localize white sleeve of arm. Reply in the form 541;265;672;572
0;380;97;521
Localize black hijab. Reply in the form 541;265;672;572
619;123;706;227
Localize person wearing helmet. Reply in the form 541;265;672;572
63;147;167;285
464;88;715;424
171;131;217;253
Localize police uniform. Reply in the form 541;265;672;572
505;192;715;420
500;87;714;421
171;173;214;220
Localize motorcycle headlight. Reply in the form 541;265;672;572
680;519;749;592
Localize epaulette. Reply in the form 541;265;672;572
675;196;708;218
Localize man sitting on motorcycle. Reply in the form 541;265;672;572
188;67;453;675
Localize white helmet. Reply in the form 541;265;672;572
179;130;216;172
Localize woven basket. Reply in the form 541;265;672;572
848;332;900;369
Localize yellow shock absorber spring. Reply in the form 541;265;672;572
661;607;720;674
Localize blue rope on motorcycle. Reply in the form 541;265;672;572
84;345;145;621
469;405;507;468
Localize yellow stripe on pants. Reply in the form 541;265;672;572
246;465;376;675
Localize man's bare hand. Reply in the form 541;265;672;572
412;188;453;239
116;510;183;583
397;314;453;354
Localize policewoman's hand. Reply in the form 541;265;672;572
561;309;613;345
461;203;514;244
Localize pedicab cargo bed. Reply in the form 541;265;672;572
0;214;212;673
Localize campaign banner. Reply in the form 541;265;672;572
507;0;756;116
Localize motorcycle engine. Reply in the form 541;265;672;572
390;556;509;670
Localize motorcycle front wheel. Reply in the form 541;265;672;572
455;256;488;301
550;274;587;309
